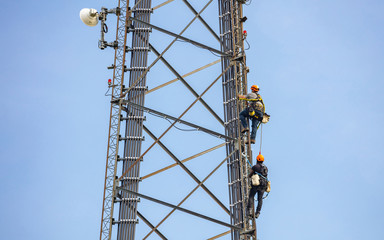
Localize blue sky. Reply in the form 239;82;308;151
1;0;384;239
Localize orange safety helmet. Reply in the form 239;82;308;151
256;154;264;162
251;85;259;92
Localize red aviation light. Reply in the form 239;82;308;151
108;79;112;86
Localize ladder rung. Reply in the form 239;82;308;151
224;118;238;125
234;221;244;226
123;86;148;91
124;67;149;72
115;198;140;203
132;8;153;12
127;27;152;33
227;159;239;165
120;177;142;182
229;201;242;207
228;179;241;186
117;156;144;162
119;136;145;141
113;219;139;225
219;12;231;18
222;78;235;85
126;47;151;52
220;30;232;37
224;98;236;105
121;116;146;121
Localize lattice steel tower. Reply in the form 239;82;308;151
81;0;261;239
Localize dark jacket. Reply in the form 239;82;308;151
249;162;268;186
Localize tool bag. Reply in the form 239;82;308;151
266;181;271;193
251;174;260;186
262;113;270;123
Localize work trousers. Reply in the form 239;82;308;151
247;185;265;214
239;108;263;140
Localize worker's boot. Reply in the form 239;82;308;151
255;212;260;219
247;208;253;217
241;128;249;134
240;228;255;235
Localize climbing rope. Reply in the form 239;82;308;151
259;123;263;155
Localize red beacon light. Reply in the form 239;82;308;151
243;30;247;37
108;79;112;86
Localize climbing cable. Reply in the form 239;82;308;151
259;123;263;155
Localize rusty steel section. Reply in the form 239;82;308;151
218;0;256;239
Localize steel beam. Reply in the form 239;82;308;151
149;43;225;126
117;187;241;231
146;59;221;94
116;1;152;240
123;0;215;98
137;211;168;240
118;65;231;184
143;125;230;215
121;100;231;140
99;1;130;239
181;0;221;42
142;149;236;239
218;1;257;239
129;16;228;56
141;143;226;180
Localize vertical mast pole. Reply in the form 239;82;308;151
99;1;131;239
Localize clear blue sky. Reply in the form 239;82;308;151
1;0;383;239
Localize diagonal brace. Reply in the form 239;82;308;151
129;16;228;56
137;211;168;240
182;0;221;42
143;125;230;215
141;142;226;180
149;43;224;126
122;100;230;139
122;0;214;98
117;65;232;199
117;187;241;231
142;149;236;239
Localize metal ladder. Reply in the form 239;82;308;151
219;0;257;239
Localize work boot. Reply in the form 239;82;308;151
241;128;249;134
245;139;256;144
240;228;255;235
255;212;260;219
247;208;253;217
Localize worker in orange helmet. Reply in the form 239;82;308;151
238;85;264;144
247;154;268;218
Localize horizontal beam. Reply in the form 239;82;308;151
116;187;241;231
129;16;229;56
121;100;233;140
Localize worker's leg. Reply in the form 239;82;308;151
239;109;250;129
247;186;258;210
254;110;263;121
250;118;259;140
255;189;265;214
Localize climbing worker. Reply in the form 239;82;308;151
238;85;264;144
247;154;268;218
